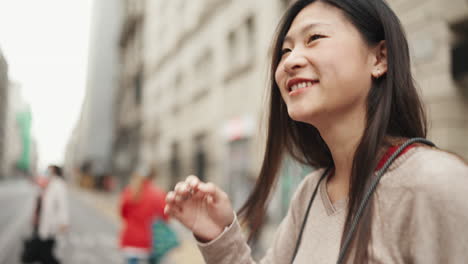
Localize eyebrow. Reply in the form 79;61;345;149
283;22;331;44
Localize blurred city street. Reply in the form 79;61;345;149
0;179;204;264
0;179;121;264
0;0;467;263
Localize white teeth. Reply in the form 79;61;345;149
290;81;316;92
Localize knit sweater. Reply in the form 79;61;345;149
197;146;468;263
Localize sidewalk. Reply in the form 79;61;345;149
71;186;205;264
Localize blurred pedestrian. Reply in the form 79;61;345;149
33;165;69;264
164;0;468;263
119;166;170;264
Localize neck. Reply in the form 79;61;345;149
312;106;367;201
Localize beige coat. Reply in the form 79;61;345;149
38;176;69;239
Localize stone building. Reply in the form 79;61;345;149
389;0;468;157
4;82;30;177
68;0;123;188
141;0;291;210
0;49;8;179
112;0;145;186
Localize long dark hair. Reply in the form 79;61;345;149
238;0;427;262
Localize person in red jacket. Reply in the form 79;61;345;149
119;166;168;264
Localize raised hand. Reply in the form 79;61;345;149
165;175;235;242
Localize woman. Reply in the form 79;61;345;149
37;165;69;264
165;0;468;263
120;167;168;264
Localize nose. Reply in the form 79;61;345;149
283;49;307;74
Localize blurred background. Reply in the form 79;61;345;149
0;0;467;263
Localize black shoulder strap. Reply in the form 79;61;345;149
290;167;330;263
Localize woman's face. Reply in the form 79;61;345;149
275;2;380;125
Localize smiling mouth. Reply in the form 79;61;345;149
288;80;320;93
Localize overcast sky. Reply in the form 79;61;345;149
0;0;94;170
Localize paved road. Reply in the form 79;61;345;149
0;179;35;264
0;179;122;264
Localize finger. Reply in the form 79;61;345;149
174;193;183;203
164;204;172;216
166;191;176;204
192;189;205;200
169;191;185;206
205;195;214;205
175;182;191;199
197;182;220;203
186;176;202;199
175;182;187;194
186;175;200;189
174;182;184;193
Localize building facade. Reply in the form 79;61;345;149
6;83;34;176
388;0;468;157
112;0;146;187
2;82;22;178
0;79;37;178
68;0;123;188
0;49;8;179
142;0;290;208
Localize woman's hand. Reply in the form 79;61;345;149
164;175;235;242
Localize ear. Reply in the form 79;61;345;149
371;40;387;79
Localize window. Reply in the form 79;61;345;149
246;15;256;61
226;138;253;210
246;16;255;47
193;134;207;182
175;72;184;93
451;20;468;91
228;30;238;63
170;142;181;188
134;73;142;105
172;73;184;115
193;49;213;101
224;16;256;82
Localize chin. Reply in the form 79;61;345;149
287;107;318;124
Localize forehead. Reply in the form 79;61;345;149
285;2;349;39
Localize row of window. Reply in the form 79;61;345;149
149;15;257;116
170;134;208;188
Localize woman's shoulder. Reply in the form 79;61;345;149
383;146;468;197
395;146;467;176
378;147;468;238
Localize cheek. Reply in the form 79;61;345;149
322;49;371;92
274;66;284;88
316;53;372;113
274;66;288;98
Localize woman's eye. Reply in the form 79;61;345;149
307;34;325;43
281;48;291;56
